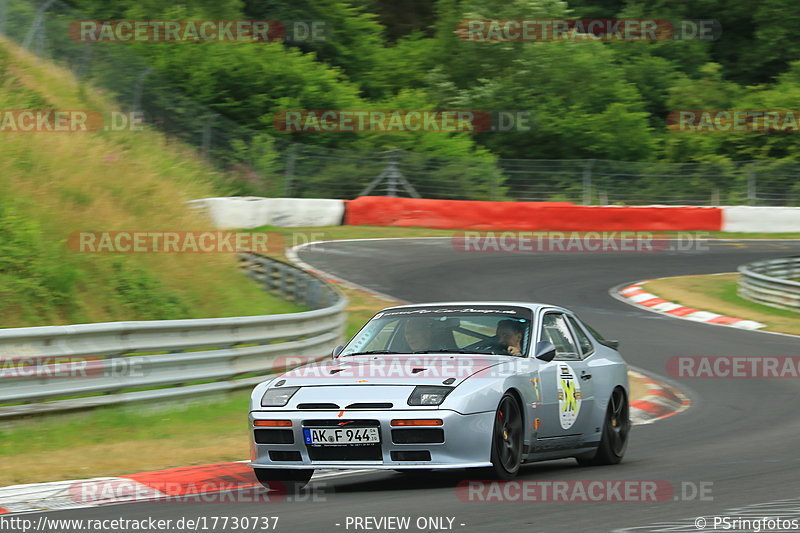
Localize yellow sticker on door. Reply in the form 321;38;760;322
557;363;582;429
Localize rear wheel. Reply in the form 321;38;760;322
576;387;629;466
253;468;314;493
483;393;523;479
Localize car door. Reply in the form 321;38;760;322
535;312;595;442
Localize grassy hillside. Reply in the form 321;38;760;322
0;37;301;327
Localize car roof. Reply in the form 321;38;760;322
380;301;570;314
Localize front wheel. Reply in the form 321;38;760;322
576;387;630;466
482;393;523;479
253;468;314;493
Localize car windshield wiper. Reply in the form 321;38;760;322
341;350;402;356
411;349;494;355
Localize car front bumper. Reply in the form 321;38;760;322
249;409;494;470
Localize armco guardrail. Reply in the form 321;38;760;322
0;253;346;420
738;257;800;312
238;253;341;309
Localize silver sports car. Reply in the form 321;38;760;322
248;302;630;490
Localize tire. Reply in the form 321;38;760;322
253;468;314;494
576;387;630;466
482;393;523;479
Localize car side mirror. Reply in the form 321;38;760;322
331;345;344;359
533;341;556;362
604;340;620;350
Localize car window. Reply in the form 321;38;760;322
539;313;580;361
567;316;594;358
340;306;533;356
346;318;400;353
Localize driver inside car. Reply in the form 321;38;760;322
403;317;436;352
468;319;525;356
496;319;524;356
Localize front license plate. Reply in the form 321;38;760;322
303;427;380;445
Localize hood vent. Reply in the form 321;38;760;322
297;403;340;410
345;402;393;409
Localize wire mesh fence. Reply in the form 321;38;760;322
2;0;800;206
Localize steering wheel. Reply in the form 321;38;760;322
469;339;512;355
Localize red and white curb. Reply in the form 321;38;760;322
0;463;366;515
0;462;260;515
617;281;766;330
628;369;691;425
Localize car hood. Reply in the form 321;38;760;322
275;354;509;387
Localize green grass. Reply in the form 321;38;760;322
0;392;253;484
717;281;800;319
0;393;248;454
645;274;800;335
0;37;303;327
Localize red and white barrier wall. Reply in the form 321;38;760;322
345;197;722;231
191;196;799;232
188;197;345;229
345;197;799;232
721;206;800;232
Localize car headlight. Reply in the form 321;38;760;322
261;386;300;407
407;386;453;406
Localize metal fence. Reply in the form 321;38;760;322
239;254;341;310
2;0;800;206
0;253;347;420
738;257;800;312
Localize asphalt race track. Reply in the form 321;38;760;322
23;239;800;533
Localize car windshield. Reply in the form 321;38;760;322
341;305;533;357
